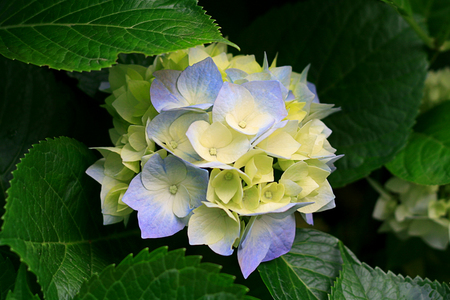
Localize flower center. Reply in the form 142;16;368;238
169;140;178;149
224;172;233;181
209;147;217;156
238;120;247;129
169;185;178;195
265;191;272;199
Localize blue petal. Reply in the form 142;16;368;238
177;57;223;107
121;174;187;238
237;213;295;278
146;110;208;162
140;153;171;190
150;70;186;112
242;80;287;122
307;82;319;103
182;161;209;209
225;68;248;83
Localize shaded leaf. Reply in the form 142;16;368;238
235;0;428;187
5;264;40;300
386;101;450;185
0;0;235;71
380;0;413;16
74;247;255;300
382;0;450;49
258;229;347;300
0;137;141;300
0;253;16;300
0;56;75;224
330;242;447;300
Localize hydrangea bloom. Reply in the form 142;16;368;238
87;43;341;278
370;177;450;250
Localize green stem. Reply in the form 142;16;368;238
402;15;435;49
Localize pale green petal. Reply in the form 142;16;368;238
260;182;285;203
128;126;146;150
395;204;412;222
279;178;303;197
297;180;335;213
128;80;151;105
112;91;141;124
188;204;240;256
372;198;397;221
212;170;241;204
216;132;250;164
188;47;210;66
408;219;449;250
229;55;262;74
86;159;106;184
186;120;213;161
200;121;232;149
257;128;300;159
243;185;260;211
121;143;145;163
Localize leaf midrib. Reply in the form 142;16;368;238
0;0;199;27
280;255;321;300
0;20;203;33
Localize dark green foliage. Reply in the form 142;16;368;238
74;247;255;300
386;101;450;185
234;0;428;187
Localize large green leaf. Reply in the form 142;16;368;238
259;229;450;300
0;56;75;218
0;0;234;71
330;242;450;300
386;101;450;185
234;0;428;187
257;229;347;300
5;264;40;300
74;247;255;300
382;0;450;50
0;137;141;300
0;253;16;300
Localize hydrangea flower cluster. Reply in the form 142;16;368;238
370;177;450;250
87;43;341;278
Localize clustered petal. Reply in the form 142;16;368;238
87;43;341;278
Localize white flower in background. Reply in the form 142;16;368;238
370;176;449;250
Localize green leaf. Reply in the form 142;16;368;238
0;0;235;71
330;242;448;300
382;0;450;50
404;276;450;299
5;264;40;300
73;247;254;300
235;0;428;187
0;137;141;300
386;101;450;185
0;56;76;224
380;0;413;16
259;229;450;300
0;253;16;300
257;229;348;300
